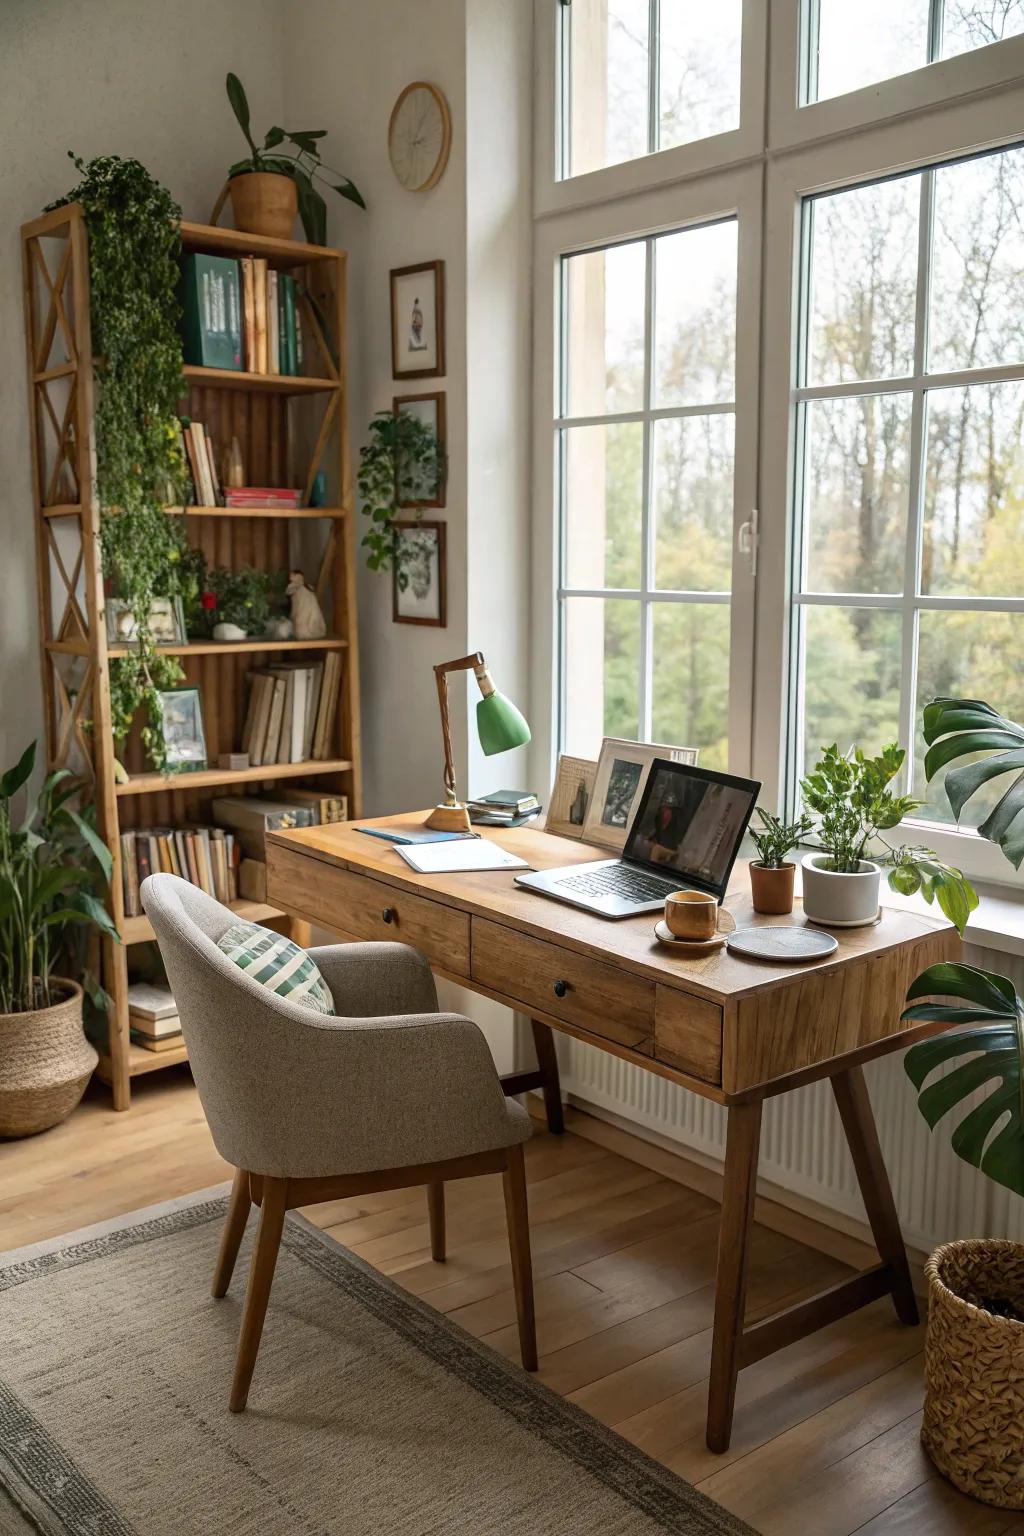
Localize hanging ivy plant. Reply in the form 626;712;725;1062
357;410;444;586
49;153;191;772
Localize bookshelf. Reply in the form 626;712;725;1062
21;204;362;1110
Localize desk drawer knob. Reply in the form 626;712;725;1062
553;979;568;999
382;907;395;925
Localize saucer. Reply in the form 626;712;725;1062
653;908;736;955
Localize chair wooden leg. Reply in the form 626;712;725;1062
229;1175;288;1413
502;1143;538;1372
707;1098;763;1453
427;1182;446;1262
530;1018;565;1135
212;1167;252;1299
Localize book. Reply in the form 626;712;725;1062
277;786;347;824
188;422;216;507
467;791;541;813
469;808;543;828
223;488;302;508
282;273;298;374
120;830;139;918
130;1029;184;1053
303;663;323;759
253;257;268;374
203;429;223;507
313;651;341;759
241;256;256;372
244;672;274;766
126;982;177;1023
277;276;288;376
179;254;242;371
267;268;280;374
211;796;314;859
357;825;475;846
396;840;529;874
262;676;287;765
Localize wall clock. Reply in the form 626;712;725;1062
388;81;452;192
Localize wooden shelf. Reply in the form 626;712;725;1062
173;505;348;520
48;636;349;658
115;758;353;798
183;364;336;395
97;1040;189;1081
179;220;341;266
121;899;285;946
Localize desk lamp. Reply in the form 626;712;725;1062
424;652;531;832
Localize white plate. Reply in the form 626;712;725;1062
726;926;839;963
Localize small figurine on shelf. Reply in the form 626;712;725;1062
287;569;326;639
223;436;245;489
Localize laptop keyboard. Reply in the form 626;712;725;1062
556;865;679;903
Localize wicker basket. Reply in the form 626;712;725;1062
922;1238;1024;1508
0;980;96;1139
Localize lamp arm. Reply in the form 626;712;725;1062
432;653;485;807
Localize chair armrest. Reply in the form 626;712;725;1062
307;941;438;1017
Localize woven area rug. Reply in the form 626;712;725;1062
0;1189;754;1536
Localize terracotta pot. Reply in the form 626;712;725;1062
228;172;298;241
749;861;796;915
0;979;96;1138
801;853;881;928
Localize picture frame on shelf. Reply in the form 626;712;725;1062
545;754;597;840
156;686;208;773
582;738;699;853
390;260;445;379
105;596;186;647
392;520;446;627
393;391;447;508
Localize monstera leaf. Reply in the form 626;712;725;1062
923;697;1024;868
903;962;1024;1197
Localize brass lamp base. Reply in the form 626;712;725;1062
424;802;473;833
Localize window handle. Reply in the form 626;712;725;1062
738;508;759;579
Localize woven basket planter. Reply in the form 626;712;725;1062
0;980;96;1139
922;1238;1024;1508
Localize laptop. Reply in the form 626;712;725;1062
516;758;761;919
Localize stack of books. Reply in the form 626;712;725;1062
241;654;342;767
180;252;305;378
211;795;315;859
223;487;303;510
120;827;240;917
180;417;222;507
128;983;182;1054
467;791;542;828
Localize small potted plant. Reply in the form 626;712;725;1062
748;808;813;914
222;73;365;243
0;743;120;1138
203;566;286;641
800;741;975;932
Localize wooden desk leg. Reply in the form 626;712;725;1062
530;1019;565;1135
707;1098;763;1454
831;1065;919;1327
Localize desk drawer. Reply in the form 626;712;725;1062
268;846;470;976
471;918;654;1053
655;986;723;1085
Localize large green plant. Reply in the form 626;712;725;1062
0;742;119;1015
225;73;365;245
922;697;1024;867
358;410;444;585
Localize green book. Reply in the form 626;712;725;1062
277;278;288;377
282;273;298;375
180;254;242;370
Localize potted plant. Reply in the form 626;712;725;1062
799;741;976;932
358;410;445;581
901;696;1024;1508
748;809;813;914
222;73;365;243
202;566;287;641
0;743;120;1138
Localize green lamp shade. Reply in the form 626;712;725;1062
476;691;531;756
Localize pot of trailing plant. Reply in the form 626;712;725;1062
0;979;96;1139
749;861;796;915
228;171;297;240
800;853;881;928
922;1238;1024;1508
212;621;248;642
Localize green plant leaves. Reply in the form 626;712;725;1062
357;410;444;578
1;741;35;800
293;168;327;246
922;697;1024;869
226;73;257;156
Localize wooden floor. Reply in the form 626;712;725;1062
1;1072;1019;1536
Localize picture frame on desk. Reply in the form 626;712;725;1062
390;261;445;379
583;737;699;854
156;686;208;773
393;391;447;508
545;754;597;840
392;520;446;627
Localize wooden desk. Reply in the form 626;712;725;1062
266;813;958;1452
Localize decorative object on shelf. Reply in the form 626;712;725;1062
217;753;250;772
216;72;366;244
213;622;247;643
287;569;327;639
392;521;446;626
156;687;208;773
105;596;186;647
223;435;245;488
546;754;598;840
424;653;531;832
202;565;287;640
309;469;327;507
582;738;698;855
748;807;814;915
358;409;443;577
0;742;119;1137
265;615;294;641
388;81;452;192
390;260;445;379
394;392;447;508
800;742;976;933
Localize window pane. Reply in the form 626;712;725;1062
803;394;912;594
807;178;919;385
651;603;730;769
563;423;644;589
929;148;1024;374
659;1;741;151
564;241;646;416
563;597;641;753
914;612;1024;824
653;414;734;591
923;382;1024;596
810;0;929;103
654;221;737;407
801;607;902;771
942;2;1024;57
566;0;649;178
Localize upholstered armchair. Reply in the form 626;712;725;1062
141;874;536;1411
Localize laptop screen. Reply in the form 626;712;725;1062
624;759;761;898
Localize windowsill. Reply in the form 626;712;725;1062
880;881;1024;961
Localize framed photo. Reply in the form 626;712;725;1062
392;520;447;627
390;261;445;379
582;737;699;853
156;686;208;773
105;596;185;647
394;392;447;508
545;754;597;840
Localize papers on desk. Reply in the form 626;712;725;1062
395;839;530;874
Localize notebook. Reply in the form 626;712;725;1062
395;840;530;875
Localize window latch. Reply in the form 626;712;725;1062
738;508;759;578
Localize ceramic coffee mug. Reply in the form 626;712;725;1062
664;889;718;941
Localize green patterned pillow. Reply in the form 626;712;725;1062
216;922;335;1015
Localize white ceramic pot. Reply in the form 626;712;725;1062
213;621;247;642
801;853;881;928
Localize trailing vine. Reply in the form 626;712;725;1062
358;410;444;585
49;154;190;771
